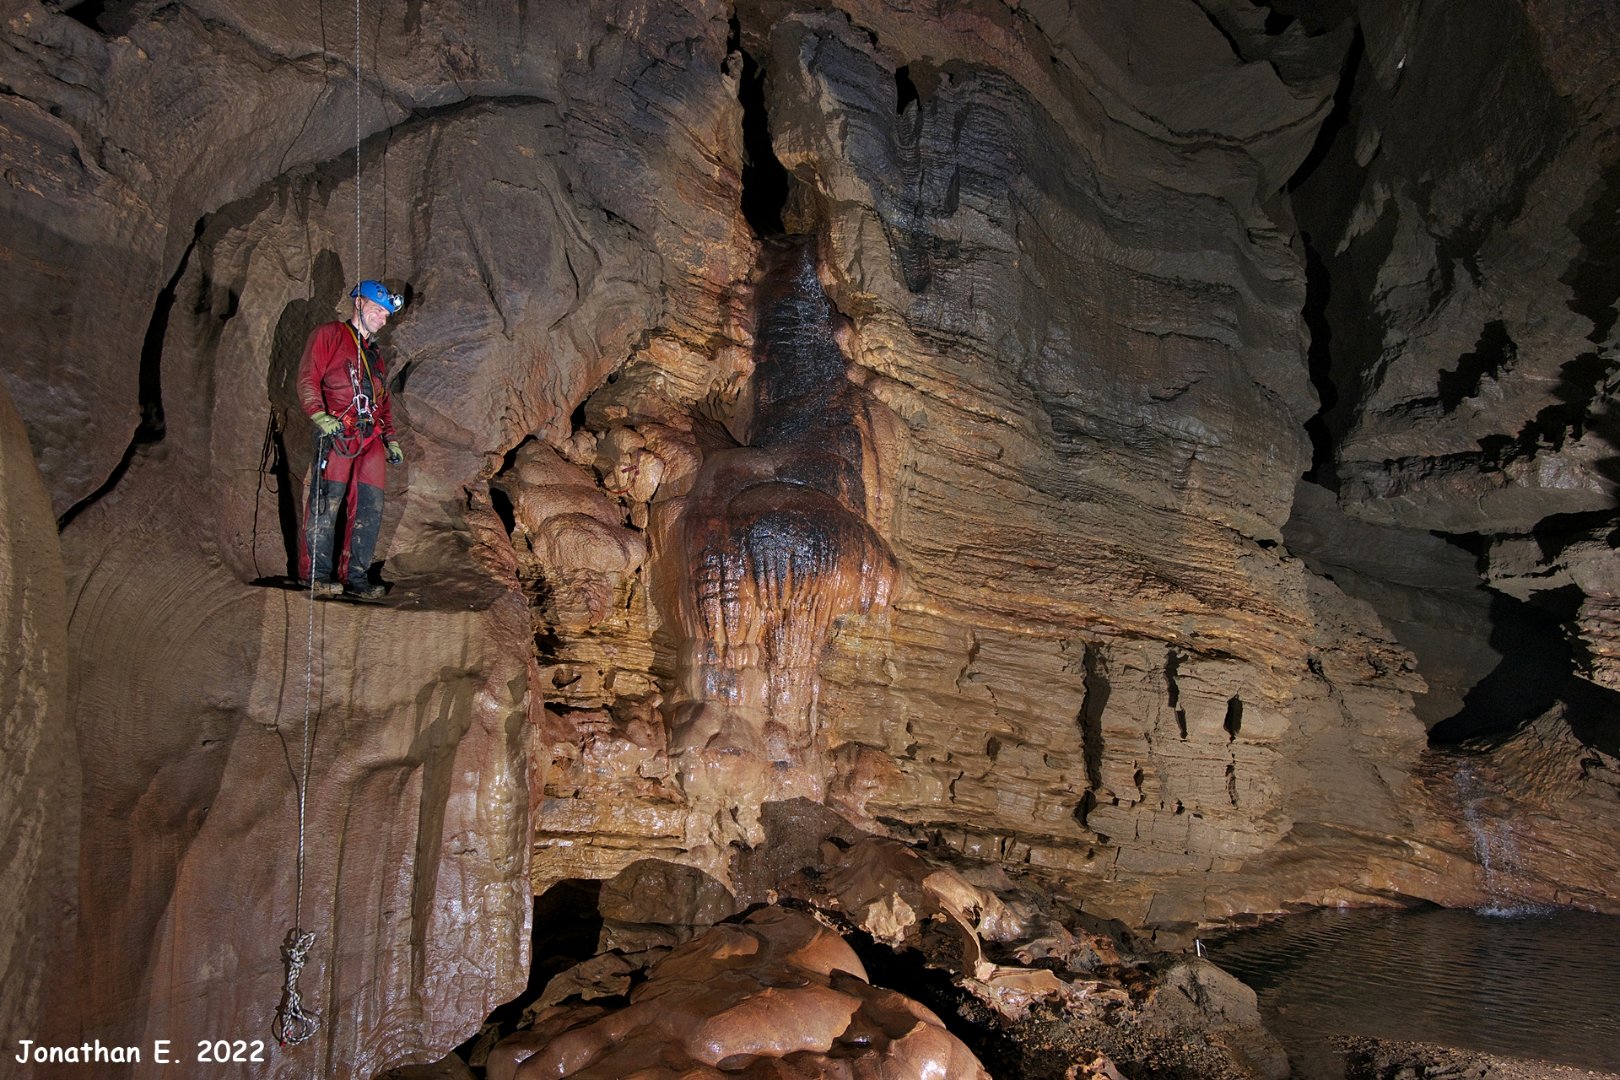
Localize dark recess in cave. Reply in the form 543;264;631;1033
489;485;516;536
836;923;1028;1078
486;438;529;539
59;0;140;36
894;65;919;113
1285;28;1361;198
1435;321;1516;414
1075;645;1108;827
1224;696;1243;740
57;217;206;531
453;879;607;1070
1562;157;1620;345
1287;26;1364;487
730;17;790;236
1299;239;1338;486
1426;578;1583;746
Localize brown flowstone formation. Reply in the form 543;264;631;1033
668;237;902;849
487;907;990;1080
2;1;1619;1078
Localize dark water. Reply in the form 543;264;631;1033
1204;906;1620;1078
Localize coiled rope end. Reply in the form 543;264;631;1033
272;927;320;1048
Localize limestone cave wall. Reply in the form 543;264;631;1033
2;0;1617;1077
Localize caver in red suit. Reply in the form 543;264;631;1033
297;279;405;599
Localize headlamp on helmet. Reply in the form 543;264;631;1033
351;279;404;314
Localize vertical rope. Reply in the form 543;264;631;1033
354;0;362;276
274;499;321;1048
277;0;364;1040
300;536;315;932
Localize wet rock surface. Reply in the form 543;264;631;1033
476;821;1283;1080
1339;1038;1620;1080
489;906;990;1080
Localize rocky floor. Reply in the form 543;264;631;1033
1338;1038;1620;1080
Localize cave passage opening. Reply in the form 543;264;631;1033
59;0;141;36
1425;532;1620;755
729;16;792;237
453;879;607;1071
1286;26;1364;489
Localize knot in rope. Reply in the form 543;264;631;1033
272;927;320;1047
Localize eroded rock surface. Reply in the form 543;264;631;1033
0;379;78;1048
487;906;990;1080
3;0;1619;1077
1293;0;1620;718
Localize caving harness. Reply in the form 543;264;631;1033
311;322;385;515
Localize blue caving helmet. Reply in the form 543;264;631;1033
351;279;404;313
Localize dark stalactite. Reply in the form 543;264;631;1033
670;237;898;773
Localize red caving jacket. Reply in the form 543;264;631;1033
297;320;396;438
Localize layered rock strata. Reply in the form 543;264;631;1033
1290;0;1620;729
2;0;1619;1078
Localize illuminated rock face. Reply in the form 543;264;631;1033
669;238;901;843
3;0;1620;1077
487;907;990;1080
498;442;649;632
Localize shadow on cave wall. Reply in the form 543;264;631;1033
1439;151;1620;754
256;250;347;580
55;218;205;530
1426;585;1577;745
1428;581;1620;756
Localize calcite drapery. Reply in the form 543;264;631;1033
7;0;1620;1075
664;237;900;840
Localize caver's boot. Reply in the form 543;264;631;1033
345;482;387;599
306;480;346;598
